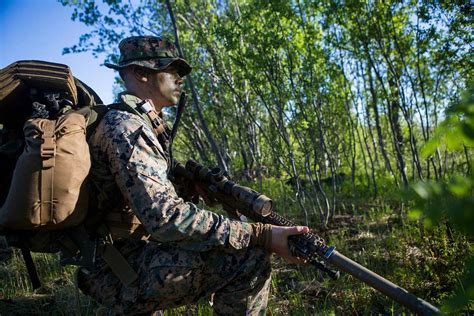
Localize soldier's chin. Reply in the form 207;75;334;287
172;96;180;106
164;98;178;107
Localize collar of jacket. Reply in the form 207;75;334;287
113;92;166;137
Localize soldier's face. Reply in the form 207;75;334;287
146;67;183;109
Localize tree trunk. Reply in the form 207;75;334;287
387;76;409;187
166;0;229;173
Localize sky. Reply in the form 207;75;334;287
0;0;115;104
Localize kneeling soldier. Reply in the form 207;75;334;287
78;35;308;315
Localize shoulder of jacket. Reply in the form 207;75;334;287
100;109;145;132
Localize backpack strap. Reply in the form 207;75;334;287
109;94;167;138
57;226;138;286
136;99;167;136
40;119;56;224
20;248;42;290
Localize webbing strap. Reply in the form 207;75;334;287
40;120;56;224
138;100;166;135
100;243;138;287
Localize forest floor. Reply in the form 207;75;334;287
0;191;472;315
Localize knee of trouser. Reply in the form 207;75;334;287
249;245;271;263
247;246;272;277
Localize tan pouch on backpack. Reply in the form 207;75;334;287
0;112;90;230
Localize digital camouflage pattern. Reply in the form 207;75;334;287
78;240;271;315
79;92;271;314
104;36;192;77
89;93;255;251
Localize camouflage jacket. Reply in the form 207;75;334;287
88;92;254;251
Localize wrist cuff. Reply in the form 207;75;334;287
250;223;272;250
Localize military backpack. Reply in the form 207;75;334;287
0;60;177;289
0;60;111;289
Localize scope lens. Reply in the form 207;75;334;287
253;195;273;216
210;167;223;180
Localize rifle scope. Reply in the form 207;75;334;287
186;160;274;216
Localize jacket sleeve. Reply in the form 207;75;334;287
94;110;254;251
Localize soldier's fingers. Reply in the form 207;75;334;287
285;226;309;236
284;255;308;265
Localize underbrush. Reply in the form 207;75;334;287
0;179;472;315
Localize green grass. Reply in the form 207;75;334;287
0;180;472;315
0;250;97;315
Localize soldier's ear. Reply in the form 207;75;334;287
133;66;149;82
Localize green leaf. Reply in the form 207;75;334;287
421;137;440;158
412;182;432;200
448;177;472;197
423;217;433;228
408;208;422;220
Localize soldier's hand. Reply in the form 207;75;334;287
269;225;309;264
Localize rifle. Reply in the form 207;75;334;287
171;159;440;315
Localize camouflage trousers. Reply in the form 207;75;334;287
77;240;272;315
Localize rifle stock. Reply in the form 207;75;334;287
171;159;440;315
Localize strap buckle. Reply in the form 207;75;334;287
41;121;56;159
138;99;165;134
41;135;56;158
139;99;155;114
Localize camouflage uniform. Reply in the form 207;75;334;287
78;37;272;315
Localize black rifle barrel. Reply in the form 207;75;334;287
328;251;440;315
264;211;440;315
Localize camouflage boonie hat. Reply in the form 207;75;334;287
104;36;192;77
